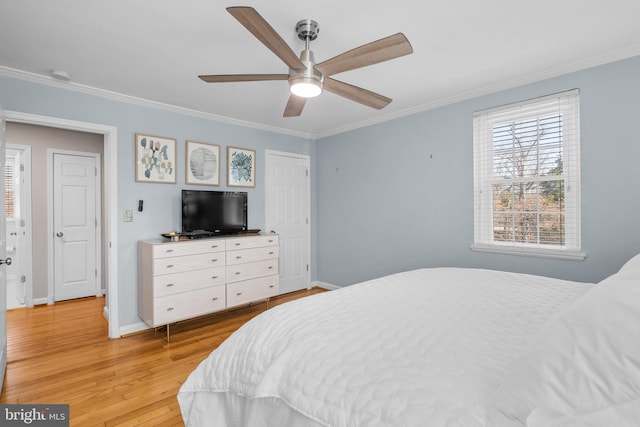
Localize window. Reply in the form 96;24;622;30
4;158;14;219
472;90;584;260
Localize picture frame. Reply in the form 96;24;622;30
227;146;256;188
185;140;220;186
135;133;177;184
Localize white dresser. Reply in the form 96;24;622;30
138;233;279;338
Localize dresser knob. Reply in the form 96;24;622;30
166;307;174;311
166;249;174;253
166;283;174;287
268;251;274;255
211;276;218;279
269;285;275;288
268;240;274;243
235;256;242;259
236;292;242;296
235;243;241;246
211;258;218;262
212;297;218;301
211;245;218;248
235;272;241;275
166;264;174;268
268;266;273;269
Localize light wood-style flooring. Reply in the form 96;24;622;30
0;288;327;426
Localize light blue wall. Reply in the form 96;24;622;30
0;77;315;330
2;54;639;328
316;55;640;286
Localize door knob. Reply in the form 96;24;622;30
56;232;64;238
0;258;12;266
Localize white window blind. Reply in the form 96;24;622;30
472;89;584;260
4;160;14;219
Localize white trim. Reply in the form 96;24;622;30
470;244;586;261
5;111;120;339
264;149;310;160
315;45;640;139
0;66;314;140
312;280;341;290
118;321;150;337
32;297;48;306
4;43;640;141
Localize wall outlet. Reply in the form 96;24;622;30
123;209;134;222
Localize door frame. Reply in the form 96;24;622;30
264;149;312;290
48;149;102;303
5;111;120;339
5;144;33;308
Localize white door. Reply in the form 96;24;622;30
265;151;311;294
53;152;99;301
0;102;8;389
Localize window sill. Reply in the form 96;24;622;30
470;243;586;261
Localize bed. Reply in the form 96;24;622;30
178;255;640;427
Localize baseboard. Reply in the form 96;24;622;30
32;297;49;306
119;321;151;337
311;280;341;290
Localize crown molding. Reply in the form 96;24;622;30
3;43;640;141
0;66;316;140
315;45;640;139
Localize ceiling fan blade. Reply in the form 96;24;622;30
315;33;413;77
227;7;306;71
323;77;392;110
199;74;289;83
283;95;306;117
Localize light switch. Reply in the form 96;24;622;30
124;209;134;222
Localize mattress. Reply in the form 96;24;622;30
178;267;593;427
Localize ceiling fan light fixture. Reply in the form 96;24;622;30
290;76;322;98
289;48;323;98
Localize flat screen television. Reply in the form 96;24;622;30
181;190;247;237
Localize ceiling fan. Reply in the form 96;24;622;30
198;6;413;117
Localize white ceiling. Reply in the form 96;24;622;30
1;0;640;138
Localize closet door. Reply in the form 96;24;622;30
265;151;310;294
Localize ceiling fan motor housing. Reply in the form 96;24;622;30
289;49;324;96
295;19;319;41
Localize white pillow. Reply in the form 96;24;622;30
608;252;640;281
486;269;640;427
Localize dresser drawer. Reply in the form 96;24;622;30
227;275;279;308
154;285;226;325
154;252;224;275
153;267;225;297
226;259;279;283
226;235;278;251
152;239;226;258
226;245;279;266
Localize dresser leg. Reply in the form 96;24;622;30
166;324;170;342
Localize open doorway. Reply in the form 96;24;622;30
4;144;32;310
4;111;119;340
6;123;104;306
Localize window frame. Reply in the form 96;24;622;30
472;90;585;261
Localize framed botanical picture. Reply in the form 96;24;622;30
135;133;176;184
185;140;220;186
227;146;256;188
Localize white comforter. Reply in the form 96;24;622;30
178;268;592;427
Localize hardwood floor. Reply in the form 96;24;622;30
0;288;328;426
